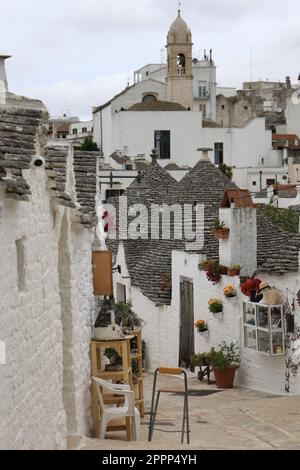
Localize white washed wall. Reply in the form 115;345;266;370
0;164;94;448
172;251;300;394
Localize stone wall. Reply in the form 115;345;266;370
0;155;95;449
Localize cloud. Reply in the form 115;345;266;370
1;0;300;117
20;72;129;118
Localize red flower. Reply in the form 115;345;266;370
240;278;261;297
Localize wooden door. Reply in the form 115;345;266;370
179;280;194;367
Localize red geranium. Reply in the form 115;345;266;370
240;278;261;297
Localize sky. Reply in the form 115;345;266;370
1;0;300;119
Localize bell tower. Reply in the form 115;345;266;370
166;9;193;109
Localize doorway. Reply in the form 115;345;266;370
179;280;194;367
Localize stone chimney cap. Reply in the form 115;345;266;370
197;147;213;161
0;55;11;59
197;147;213;152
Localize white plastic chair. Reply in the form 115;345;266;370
92;376;140;440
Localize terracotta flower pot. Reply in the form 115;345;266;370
228;268;241;277
206;264;214;274
219;266;228;275
213;228;230;240
213;367;237;388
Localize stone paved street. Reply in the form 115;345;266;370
69;373;300;450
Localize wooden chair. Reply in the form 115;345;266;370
148;367;190;443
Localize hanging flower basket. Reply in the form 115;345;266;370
228;265;241;276
195;320;209;334
208;298;223;314
223;285;237;302
213;228;230;240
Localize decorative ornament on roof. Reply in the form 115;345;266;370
150;148;158;163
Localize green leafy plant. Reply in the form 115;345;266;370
200;259;215;270
104;348;122;365
261;205;299;234
219;163;233;180
229;264;241;271
213;218;226;230
114;299;142;329
208;298;223;313
78;137;99;151
209;342;240;369
191;352;211;366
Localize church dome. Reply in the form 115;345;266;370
168;10;190;42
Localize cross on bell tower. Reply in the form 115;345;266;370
166;8;193;109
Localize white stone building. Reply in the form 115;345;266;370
67;120;94;145
93;11;287;193
0;57;99;449
110;153;300;394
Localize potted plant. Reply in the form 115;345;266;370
200;259;215;273
223;284;237;302
206;263;222;285
194;320;209;335
218;264;228;275
240;278;262;302
209;342;240;388
208;298;223;314
114;299;143;331
191;352;211;367
212;218;230;240
228;264;241;276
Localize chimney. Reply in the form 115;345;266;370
219;207;257;277
197;147;213;161
0;55;11;105
286;76;291;89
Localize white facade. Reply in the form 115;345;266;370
68;120;93;144
192;59;217;121
217;86;236;98
286;96;300;138
112;110;203;165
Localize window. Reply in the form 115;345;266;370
82;127;87;133
72;128;77;135
145;71;149;77
105;189;125;200
244;106;248;110
116;283;126;302
243;302;285;356
142;94;157;103
214;142;224;165
199;81;208;98
221;104;225;110
266;179;275;186
154;130;170;159
252;181;257;186
177;53;186;74
199;104;207;119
